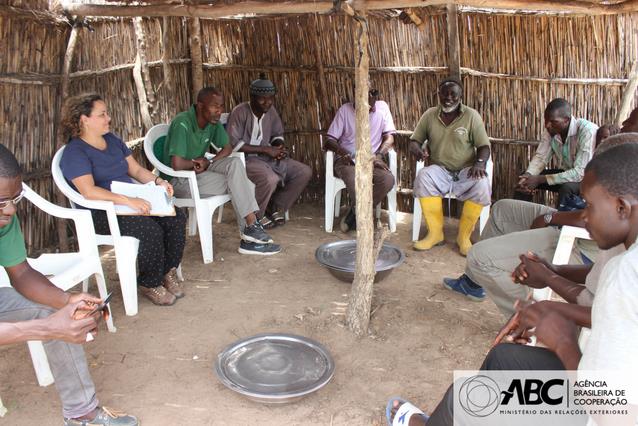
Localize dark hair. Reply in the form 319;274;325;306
438;77;463;91
545;98;571;118
585;138;638;199
595;132;638;155
197;87;223;103
0;144;22;179
60;93;104;141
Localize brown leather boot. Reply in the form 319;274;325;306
140;285;176;306
162;267;184;298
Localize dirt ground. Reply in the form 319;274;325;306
0;203;506;425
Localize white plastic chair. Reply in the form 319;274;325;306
527;225;592;348
532;225;592;302
412;159;493;241
144;123;246;264
0;183;116;388
324;149;398;232
52;147;142;316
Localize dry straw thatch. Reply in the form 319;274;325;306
0;3;637;251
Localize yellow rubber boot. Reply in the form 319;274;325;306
413;197;445;251
457;200;484;256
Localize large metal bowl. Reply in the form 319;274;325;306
215;333;335;404
315;240;405;283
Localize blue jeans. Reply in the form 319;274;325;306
0;287;97;418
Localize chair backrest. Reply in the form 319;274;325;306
51;146;82;211
143;123;171;175
22;183;99;257
143;123;204;202
51;146;122;240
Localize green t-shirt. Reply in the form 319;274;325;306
0;215;27;267
411;104;490;171
160;106;229;179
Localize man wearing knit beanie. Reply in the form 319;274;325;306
227;74;312;228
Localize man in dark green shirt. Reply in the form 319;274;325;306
0;144;138;425
161;87;281;256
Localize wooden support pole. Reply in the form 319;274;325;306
161;17;177;116
133;17;157;129
311;14;331;130
446;3;461;81
53;24;80;252
615;60;638;126
346;7;375;337
64;0;638;18
189;17;204;101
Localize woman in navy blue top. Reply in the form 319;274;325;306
60;93;186;306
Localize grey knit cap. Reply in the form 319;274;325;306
250;73;276;96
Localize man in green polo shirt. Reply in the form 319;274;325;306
409;78;491;258
162;86;280;255
0;144;138;425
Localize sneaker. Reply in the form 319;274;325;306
64;406;139;426
242;221;274;244
442;274;485;302
238;240;281;256
163;267;184;298
140;285;176;306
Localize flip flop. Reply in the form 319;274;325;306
271;211;286;226
385;397;429;426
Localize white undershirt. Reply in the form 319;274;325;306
250;113;264;146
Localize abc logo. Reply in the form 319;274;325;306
458;375;501;417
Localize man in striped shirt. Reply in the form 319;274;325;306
515;98;598;206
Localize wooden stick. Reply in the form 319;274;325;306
311;14;331;129
446;3;461;81
2;63;627;87
615;60;638;126
347;8;375;337
161;17;177;116
53;24;80;252
133;53;154;131
133;17;158;126
189;17;204;101
63;0;638;18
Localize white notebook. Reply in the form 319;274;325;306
110;181;175;216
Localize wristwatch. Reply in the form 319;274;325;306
543;212;554;225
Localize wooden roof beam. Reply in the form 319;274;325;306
63;0;638;18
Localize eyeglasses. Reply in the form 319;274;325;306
368;89;379;97
0;189;25;210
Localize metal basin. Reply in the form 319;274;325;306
215;333;335;404
315;240;405;283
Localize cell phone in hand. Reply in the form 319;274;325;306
87;292;112;316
